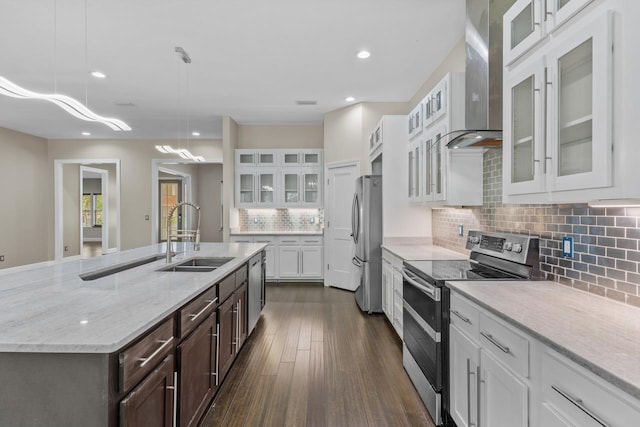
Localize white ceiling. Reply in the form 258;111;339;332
0;0;465;140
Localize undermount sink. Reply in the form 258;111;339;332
80;254;166;281
159;257;234;272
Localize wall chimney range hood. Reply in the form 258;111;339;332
445;0;515;150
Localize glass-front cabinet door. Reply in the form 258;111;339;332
504;0;544;65
257;169;276;206
546;0;594;32
430;78;448;126
236;171;256;207
431;124;448;202
503;55;546;196
282;152;301;166
547;11;612;192
423;135;433;201
408;140;422;204
236;152;256;166
281;170;301;205
257;152;276;166
302;150;323;167
301;170;321;206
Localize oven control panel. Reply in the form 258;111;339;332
466;230;538;264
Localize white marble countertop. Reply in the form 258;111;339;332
446;280;640;400
381;243;467;261
230;230;323;235
0;242;265;354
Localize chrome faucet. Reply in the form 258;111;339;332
166;202;201;262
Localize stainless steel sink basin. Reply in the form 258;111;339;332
158;257;234;272
80;254;166;281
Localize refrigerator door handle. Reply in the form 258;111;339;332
353;194;360;244
351;194;357;241
352;256;363;267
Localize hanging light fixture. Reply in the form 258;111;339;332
0;76;131;131
154;47;205;162
0;0;131;131
155;145;205;162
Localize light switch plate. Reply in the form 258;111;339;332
562;236;574;258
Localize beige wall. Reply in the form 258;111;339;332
197;164;224;242
48;139;223;252
222;116;239;241
323;102;407;174
63;164;80;257
237;124;323;149
407;37;465;110
0;127;49;269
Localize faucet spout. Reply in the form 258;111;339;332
166;202;201;263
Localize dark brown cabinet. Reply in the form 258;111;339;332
120;354;175;427
177;312;218;427
218;295;236;382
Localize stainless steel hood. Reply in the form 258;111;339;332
446;0;515;149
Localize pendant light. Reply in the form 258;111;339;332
0;0;131;131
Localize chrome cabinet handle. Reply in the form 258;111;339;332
551;385;609;427
467;359;474;427
188;298;219;322
214;324;220;386
139;337;174;368
480;331;510;354
451;309;471;324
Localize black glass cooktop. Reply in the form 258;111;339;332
404;259;520;286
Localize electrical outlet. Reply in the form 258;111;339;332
0;255;4;262
145;215;150;221
458;224;464;237
310;217;315;224
253;217;258;224
562;236;574;258
64;246;69;252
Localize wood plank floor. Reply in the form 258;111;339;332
200;283;435;427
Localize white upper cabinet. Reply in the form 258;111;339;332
503;7;613;201
408;103;423;140
546;0;595;33
504;0;595;66
369;121;383;159
504;0;545;66
408;72;482;206
235;149;323;208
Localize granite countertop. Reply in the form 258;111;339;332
446;280;640;400
230;230;323;235
381;243;467;261
0;242;265;354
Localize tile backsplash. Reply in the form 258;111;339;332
432;149;640;308
238;208;324;233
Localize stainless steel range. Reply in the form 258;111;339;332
401;231;540;426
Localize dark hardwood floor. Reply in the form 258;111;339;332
200;282;434;427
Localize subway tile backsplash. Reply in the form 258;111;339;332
238;208;324;233
433;149;640;308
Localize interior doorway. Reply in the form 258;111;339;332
324;160;360;290
159;179;184;242
80;166;109;258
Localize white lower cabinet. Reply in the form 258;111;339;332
230;234;323;280
381;248;403;339
450;289;640;427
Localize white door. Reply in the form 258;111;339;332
324;161;359;290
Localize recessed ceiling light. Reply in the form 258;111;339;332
192;131;200;137
90;71;106;79
82;132;91;136
345;97;355;102
80;320;88;325
356;50;371;59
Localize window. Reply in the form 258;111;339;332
82;194;103;227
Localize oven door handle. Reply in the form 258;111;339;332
402;268;441;301
403;302;441;343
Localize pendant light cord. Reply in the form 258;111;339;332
85;0;88;107
53;0;57;93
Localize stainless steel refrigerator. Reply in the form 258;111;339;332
352;175;383;313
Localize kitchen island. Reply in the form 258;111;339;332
0;242;265;427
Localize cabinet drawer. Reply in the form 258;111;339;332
299;236;323;245
252;235;276;244
235;265;248;286
119;317;175;393
179;285;218;338
230;236;253;243
219;273;236;303
449;292;480;339
479;313;530;377
541;350;640;427
277;236;301;245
